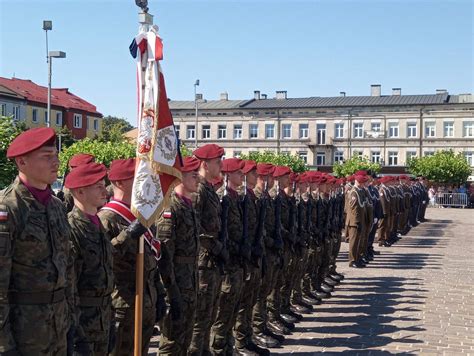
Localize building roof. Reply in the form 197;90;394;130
0;77;101;116
169;100;248;110
0;84;25;100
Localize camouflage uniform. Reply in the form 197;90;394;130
0;178;73;355
302;194;320;294
98;207;165;356
190;180;224;356
68;206;114;354
156;192;199;356
211;187;244;355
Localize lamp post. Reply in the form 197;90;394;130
194;79;199;148
47;50;66;127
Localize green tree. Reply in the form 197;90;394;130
57;126;76;151
332;155;381;177
407;150;471;184
0;116;27;188
98;115;134;143
59;138;135;176
240;151;308;173
180;142;192;158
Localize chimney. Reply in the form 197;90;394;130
371;84;381;97
392;88;401;96
276;90;287;100
436;89;448;95
254;90;260;100
220;92;228;101
261;94;267;99
340;91;346;97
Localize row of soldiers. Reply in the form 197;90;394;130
0;127;428;356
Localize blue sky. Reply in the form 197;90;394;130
1;0;472;125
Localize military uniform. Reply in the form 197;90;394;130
0;178;73;355
346;185;366;264
68;206;114;354
156;192;199;356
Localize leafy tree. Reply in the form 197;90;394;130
240;151;308;173
98;115;134;143
407;150;471;184
180;142;193;158
0;116;27;188
59;138;135;176
57;126;76;151
332;155;381;178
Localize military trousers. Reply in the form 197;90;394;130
252;251;279;335
348;226;363;263
320;235;334;280
357;226;370;259
303;242;322;292
398;210;409;232
233;266;261;348
109;306;156;356
159;289;197;356
75;303;112;355
291;246;309;304
268;247;290;321
210;267;244;355
189;267;221;355
280;245;299;314
367;222;378;252
329;232;342;274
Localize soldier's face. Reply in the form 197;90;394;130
182;171;199;193
17;145;59;185
204;158;222;179
80;180;108;208
246;169;258;187
279;175;290;188
229;169;243;187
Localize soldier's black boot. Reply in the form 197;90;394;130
246;341;271;356
253;332;280;348
280;312;298;324
268;319;291;335
263;328;285;344
287;308;303;321
278;316;295;331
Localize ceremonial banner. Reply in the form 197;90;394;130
130;24;182;227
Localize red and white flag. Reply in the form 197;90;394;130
130;24;182;227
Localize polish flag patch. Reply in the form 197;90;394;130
0;211;8;222
163;211;172;219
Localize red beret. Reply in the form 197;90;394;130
273;166;292;178
7;127;56;158
299;172;308;183
65;162;107;189
221;158;245;173
256;163;275;176
326;176;336;184
347;175;355;183
69;153;95;168
290;172;300;183
379;176;390;184
355;175;369;183
193;144;224;160
242;160;257;174
181;157;201;172
355;170;368;176
108;158;136;181
306;171;320;183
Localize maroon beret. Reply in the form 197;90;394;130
355;170;368;176
193;144;224;160
181;157;201;173
256;163;275;176
221;158;245;173
108;158;136;181
65;162;107;189
298;172;308;183
7;127;56;158
290;172;300;183
242;160;257;174
69;153;95;168
273;166;292;178
355;175;369;183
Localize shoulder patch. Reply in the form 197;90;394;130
351;196;356;201
163;211;172;219
0;211;8;222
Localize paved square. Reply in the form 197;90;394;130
149;208;474;355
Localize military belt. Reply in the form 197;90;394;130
78;294;111;307
175;255;196;264
7;289;65;305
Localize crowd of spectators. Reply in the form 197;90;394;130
427;183;474;208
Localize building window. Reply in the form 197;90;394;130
186;125;195;139
233;151;242;158
388;123;399;138
32;108;38;123
11;106;20;120
335;123;344;138
93;119;99;131
299;123;309;139
174;125;180;139
425;122;436;138
388;151;398;166
353;150;363;157
371;151;381;163
249;124;258;139
334;151;344;163
282;124;291;139
298;151;308;164
424;151;435;157
316;124;326;144
56;112;62;126
316;152;325;166
202;125;210;139
265;123;275;139
353;123;363;138
371;122;381;132
407;123;417;138
443;122;454;137
406;151;417;163
233;124;242;139
0;103;6;116
73;114;82;128
464;152;473;166
463;121;474;138
218;125;227;139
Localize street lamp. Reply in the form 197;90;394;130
47;50;66;127
43;20;52;63
194;79;199;148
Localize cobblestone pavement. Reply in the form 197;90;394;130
149;208;474;355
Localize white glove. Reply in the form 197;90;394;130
373;218;378;225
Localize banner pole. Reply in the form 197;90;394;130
134;235;145;356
